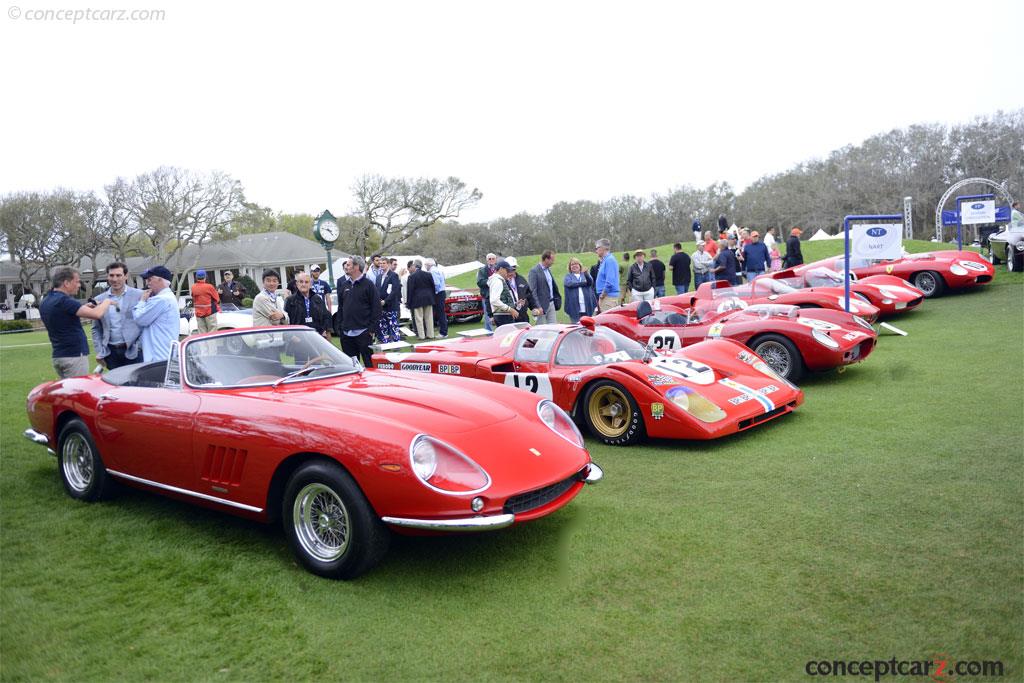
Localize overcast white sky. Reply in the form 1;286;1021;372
2;0;1021;223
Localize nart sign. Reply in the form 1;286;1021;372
852;223;901;261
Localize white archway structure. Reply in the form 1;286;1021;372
934;178;1016;241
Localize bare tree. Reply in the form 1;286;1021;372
351;175;482;257
0;191;78;297
112;167;244;292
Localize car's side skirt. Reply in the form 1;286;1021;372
106;469;264;514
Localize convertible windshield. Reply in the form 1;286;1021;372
750;277;799;294
555;327;646;366
183;328;359;387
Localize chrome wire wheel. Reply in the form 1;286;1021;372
61;432;94;493
293;483;350;562
755;340;791;377
914;271;939;296
588;385;631;438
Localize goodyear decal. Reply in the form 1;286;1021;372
400;362;432;373
437;364;461;375
719;378;775;412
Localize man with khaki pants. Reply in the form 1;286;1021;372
594;238;621;313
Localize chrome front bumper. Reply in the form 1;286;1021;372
381;514;516;532
24;428;56;456
382;462;603;532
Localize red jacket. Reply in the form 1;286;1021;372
191;281;220;317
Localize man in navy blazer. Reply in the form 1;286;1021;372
527;250;562;324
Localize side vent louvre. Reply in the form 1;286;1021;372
201;445;248;487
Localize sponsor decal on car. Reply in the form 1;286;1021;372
437;364;461;374
885;265;895;274
651;402;665;420
400;362;432;372
566;374;582;384
737;350;758;365
376;362;395;370
719;377;775;411
647;374;678;386
706;322;726;339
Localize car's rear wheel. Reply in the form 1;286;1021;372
282;460;389;580
582;380;644;446
912;271;945;298
1008;246;1019;272
750;334;804;382
58;419;115;501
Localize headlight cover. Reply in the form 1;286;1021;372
666;386;727;423
949;263;968;276
812;328;840;349
853;316;874;331
835;296;860;313
537;400;584;448
409;435;491;495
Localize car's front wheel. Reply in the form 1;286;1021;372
750;334;805;382
912;270;945;298
582;380;644;446
57;419;115;501
282;460;390;580
1008;246;1019;272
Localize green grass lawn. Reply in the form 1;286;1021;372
2;243;1021;681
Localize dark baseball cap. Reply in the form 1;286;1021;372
140;265;173;281
495;260;512;271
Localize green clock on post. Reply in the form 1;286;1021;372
313;210;339;288
314;210;340;245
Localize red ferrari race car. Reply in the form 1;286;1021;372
769;266;925;317
445;286;484;323
24;327;602;580
594;299;877;383
810;251;993;298
373;322;803;446
677;276;881;322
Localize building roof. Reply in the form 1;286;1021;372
1;232;351;283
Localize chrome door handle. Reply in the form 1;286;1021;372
99;393;120;402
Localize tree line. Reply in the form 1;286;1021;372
2;110;1019;296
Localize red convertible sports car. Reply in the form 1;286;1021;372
809;250;993;298
679;277;881;322
24;327;602;580
769;266;925;317
372;321;804;446
594;299;877;382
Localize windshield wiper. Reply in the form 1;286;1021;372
272;366;320;387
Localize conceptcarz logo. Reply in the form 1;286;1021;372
866;227;887;237
971;202;985;209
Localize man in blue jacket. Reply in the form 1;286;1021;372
594;238;620;313
92;261;143;370
741;231;771;283
132;265;180;362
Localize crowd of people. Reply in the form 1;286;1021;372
37;221;808;378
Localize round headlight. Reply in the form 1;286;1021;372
411;438;437;480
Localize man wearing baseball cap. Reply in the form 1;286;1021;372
132;265;180;362
309;265;333;310
190;269;220;333
488;260;518;327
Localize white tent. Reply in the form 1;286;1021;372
808;229;841;241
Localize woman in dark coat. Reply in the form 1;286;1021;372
564;257;597;322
